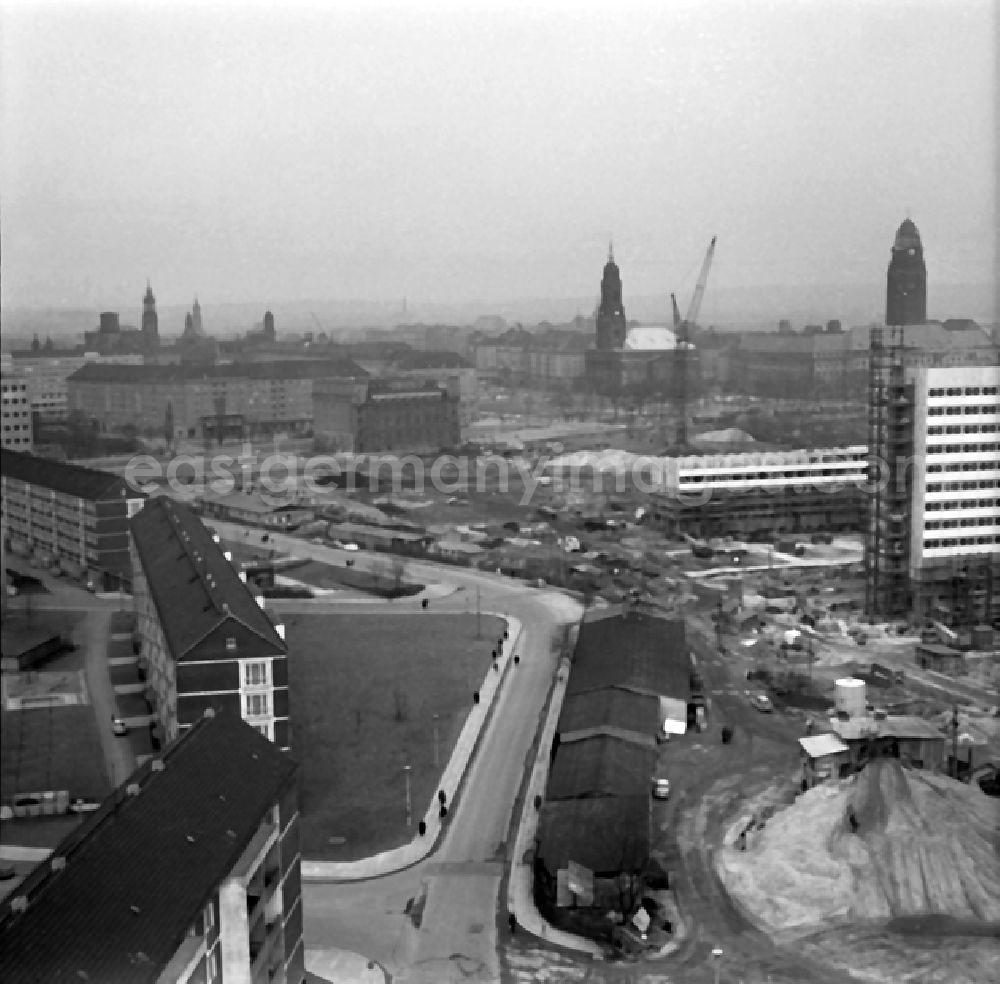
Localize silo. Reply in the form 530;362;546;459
835;677;867;718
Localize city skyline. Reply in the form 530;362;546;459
1;0;996;312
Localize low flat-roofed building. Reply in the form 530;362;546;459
130;498;291;749
325;521;432;553
0;708;304;984
826;714;946;770
915;643;966;675
798;733;852;786
199;489;314;531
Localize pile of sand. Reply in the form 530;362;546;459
718;760;1000;936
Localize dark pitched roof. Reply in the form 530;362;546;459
67;358;365;384
537;795;649;875
130;498;287;659
567;613;691;700
0;449;142;502
546;734;658;801
0;710;298;984
393;349;473;370
557;689;660;740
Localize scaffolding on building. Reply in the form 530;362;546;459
864;325;912;620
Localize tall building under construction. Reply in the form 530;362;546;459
865;219;1000;627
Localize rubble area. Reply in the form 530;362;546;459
717;759;1000;938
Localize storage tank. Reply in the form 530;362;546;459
972;625;994;651
834;677;866;718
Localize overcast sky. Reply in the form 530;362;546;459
1;0;996;310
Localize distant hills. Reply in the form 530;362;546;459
2;281;994;345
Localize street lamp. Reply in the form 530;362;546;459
432;714;440;768
403;765;412;828
711;946;724;984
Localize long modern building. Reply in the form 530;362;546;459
67;358;365;441
0;708;305;984
0;450;145;587
130;497;291;749
0;370;33;451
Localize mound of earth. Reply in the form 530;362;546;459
718;759;1000;936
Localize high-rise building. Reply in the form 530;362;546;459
0;370;33;451
595;243;627;351
886;218;927;327
0;708;305;984
865;220;999;625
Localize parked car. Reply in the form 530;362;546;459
651;778;671;800
750;694;773;713
112;717;129;736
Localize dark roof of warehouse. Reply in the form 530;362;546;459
0;710;298;984
566;613;690;699
536;795;649;875
67;357;365;383
0;449;140;502
130;498;286;659
546;734;658;801
557;689;660;741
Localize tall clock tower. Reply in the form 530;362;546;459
886;218;927;326
595;242;628;351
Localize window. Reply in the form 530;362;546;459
225;636;237;651
246;693;269;717
244;661;269;687
206;946;220;983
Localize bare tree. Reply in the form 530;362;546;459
393;688;409;723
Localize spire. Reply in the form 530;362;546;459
608;238;614;264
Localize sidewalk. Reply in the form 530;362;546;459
505;658;604;957
302;613;523;882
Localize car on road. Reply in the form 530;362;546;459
310;537;325;545
342;542;360;551
651;778;671;800
750;693;773;713
112;717;129;736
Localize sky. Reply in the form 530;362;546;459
1;0;996;312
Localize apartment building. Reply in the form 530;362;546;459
0;450;145;587
643;446;869;538
67;358;364;440
867;343;999;624
388;349;479;430
0;370;33;451
130;498;291;748
0;708;304;984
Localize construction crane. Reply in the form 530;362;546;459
673;236;717;449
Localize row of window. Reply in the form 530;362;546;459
927;425;998;435
926;404;1000;416
928;386;999;397
925;535;1000;548
926;462;997;473
924;517;999;529
927;443;999;454
925;495;999;507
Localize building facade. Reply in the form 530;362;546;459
67;358;364;440
0;709;305;984
0;450;145;587
387;350;479;430
130;498;291;749
0;371;33;451
866;351;1000;625
313;376;461;453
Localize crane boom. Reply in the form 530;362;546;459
685;235;717;327
670;293;682;329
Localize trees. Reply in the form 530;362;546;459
164;401;175;453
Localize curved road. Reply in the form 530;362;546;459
205;523;581;983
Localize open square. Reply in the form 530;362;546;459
286;611;504;860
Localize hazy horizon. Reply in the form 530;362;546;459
2;1;997;315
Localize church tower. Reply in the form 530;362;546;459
141;280;159;349
595;242;627;351
192;297;204;335
886;219;927;326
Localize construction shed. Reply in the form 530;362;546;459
915;644;965;675
827;715;947;771
798;733;851;786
